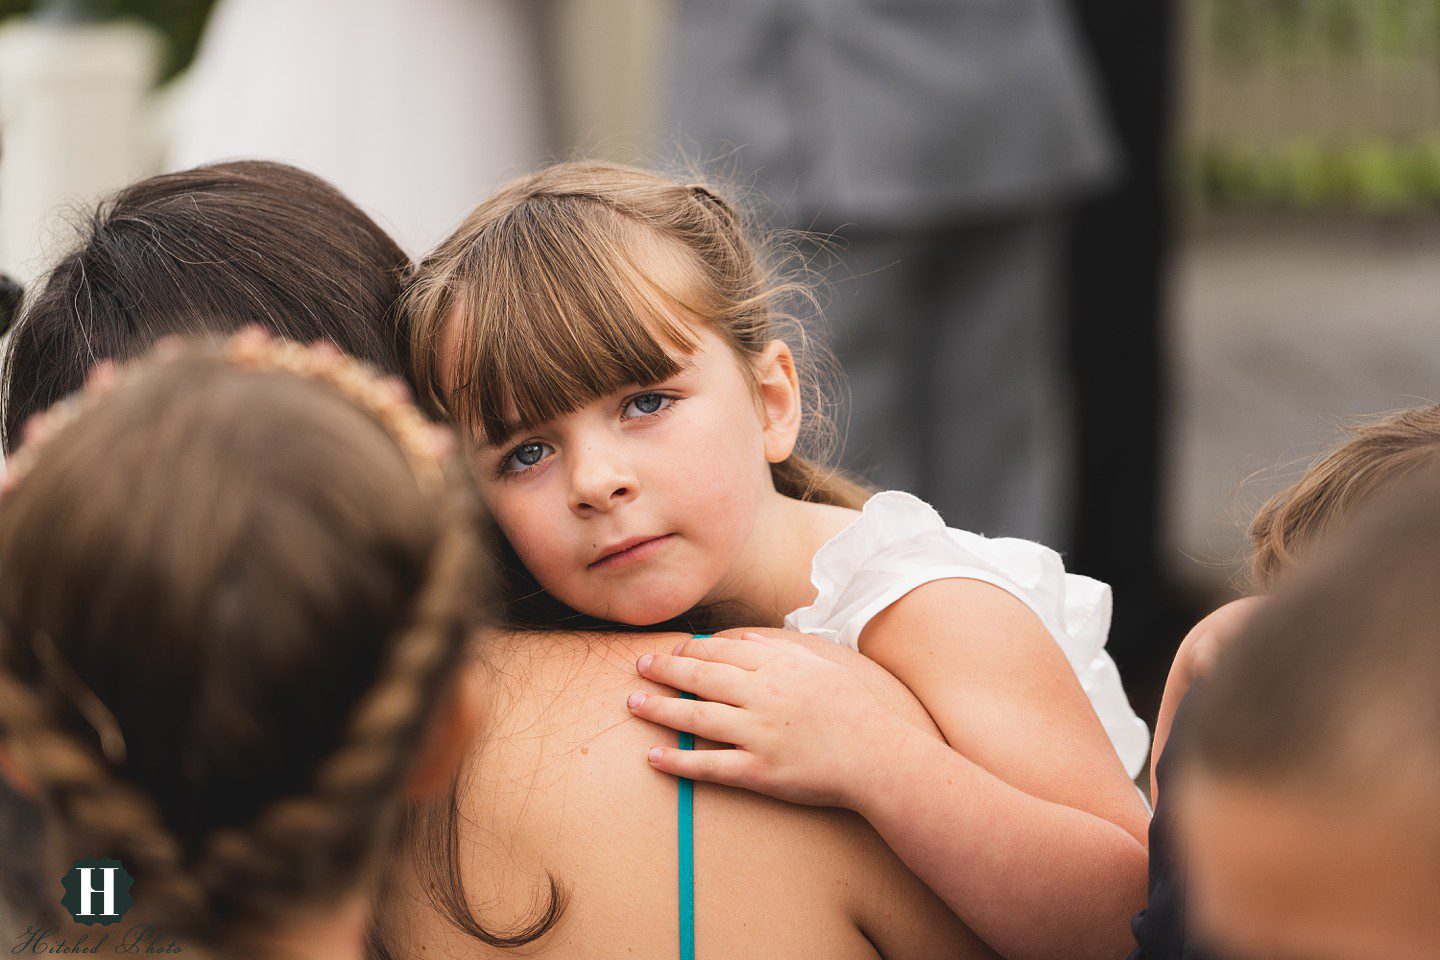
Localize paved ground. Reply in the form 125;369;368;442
1168;213;1440;598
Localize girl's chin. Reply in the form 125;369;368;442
575;589;707;628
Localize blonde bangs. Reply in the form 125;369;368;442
444;198;716;445
405;160;871;510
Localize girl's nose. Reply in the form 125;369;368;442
568;447;638;516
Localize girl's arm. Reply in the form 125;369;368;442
631;586;1149;960
854;579;1149;959
857;578;1151;844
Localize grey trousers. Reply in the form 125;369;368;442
818;212;1070;545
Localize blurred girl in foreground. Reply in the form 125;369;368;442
0;335;487;959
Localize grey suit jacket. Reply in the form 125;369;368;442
666;0;1117;229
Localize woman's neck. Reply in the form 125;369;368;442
248;893;370;960
710;491;859;626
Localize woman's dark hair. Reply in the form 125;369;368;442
0;160;412;452
0;274;21;337
0;342;486;956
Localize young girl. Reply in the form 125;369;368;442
405;161;1151;960
0;334;490;959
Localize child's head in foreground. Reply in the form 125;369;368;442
1178;470;1440;960
0;335;486;956
406;161;866;627
1247;404;1440;590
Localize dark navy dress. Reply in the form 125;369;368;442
1129;691;1221;960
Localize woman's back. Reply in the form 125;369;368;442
386;629;992;959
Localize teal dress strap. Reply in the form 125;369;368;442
677;634;708;960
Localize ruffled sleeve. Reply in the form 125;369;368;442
784;491;1151;778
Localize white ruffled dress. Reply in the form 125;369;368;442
783;491;1151;778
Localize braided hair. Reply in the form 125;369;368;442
0;335;488;956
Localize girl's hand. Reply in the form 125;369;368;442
629;633;916;810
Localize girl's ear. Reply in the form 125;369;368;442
405;661;483;800
0;741;38;797
754;340;802;464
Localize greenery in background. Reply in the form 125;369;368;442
1197;0;1440;211
1195;138;1440;211
1207;0;1434;62
0;0;217;80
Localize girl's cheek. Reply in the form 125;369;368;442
486;489;559;561
666;428;763;523
505;513;570;581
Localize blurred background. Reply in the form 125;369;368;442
0;0;1437;719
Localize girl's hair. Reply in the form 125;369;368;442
1;160;412;454
0;337;489;955
403;160;869;511
1248;404;1440;589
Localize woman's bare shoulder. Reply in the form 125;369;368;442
455;627;984;959
475;627;938;740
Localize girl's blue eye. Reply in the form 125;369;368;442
623;393;672;418
502;440;553;474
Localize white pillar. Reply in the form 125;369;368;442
0;18;162;283
168;0;547;257
551;0;673;161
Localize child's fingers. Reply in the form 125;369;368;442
672;634;780;670
738;632;827;660
637;653;752;705
646;744;759;788
627;691;751;743
84;360;119;391
21;412;52;446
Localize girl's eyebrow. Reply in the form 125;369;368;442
477;419;528;451
482;359;699;450
633;356;697;389
634;360;695;388
481;422;537;451
476;414;547;452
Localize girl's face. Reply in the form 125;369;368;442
455;320;800;625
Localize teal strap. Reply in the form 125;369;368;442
678;691;697;960
678;634;708;960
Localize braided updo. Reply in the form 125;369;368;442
0;335;489;955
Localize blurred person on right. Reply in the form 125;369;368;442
1151;405;1440;783
1132;405;1440;960
667;0;1115;544
1172;469;1440;960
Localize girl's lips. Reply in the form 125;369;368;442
588;533;677;571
